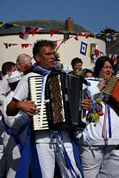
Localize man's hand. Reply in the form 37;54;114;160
17;101;39;116
81;97;92;110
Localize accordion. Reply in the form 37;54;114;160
102;75;119;112
28;71;88;131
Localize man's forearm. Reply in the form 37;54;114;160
7;100;19;116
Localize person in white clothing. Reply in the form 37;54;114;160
1;70;29;178
0;62;17;178
6;40;91;178
78;56;119;178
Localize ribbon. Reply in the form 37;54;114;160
15;127;42;178
69;133;84;178
102;103;112;144
30;63;51;76
51;131;82;178
2;114;29;153
107;105;112;138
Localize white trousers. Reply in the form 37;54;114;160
79;145;119;178
35;131;82;178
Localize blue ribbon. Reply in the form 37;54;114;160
51;131;82;178
15;128;31;178
69;133;84;178
31;63;51;75
15;127;42;178
1;114;42;178
2;114;29;153
107;105;112;138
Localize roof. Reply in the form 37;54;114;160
0;19;90;35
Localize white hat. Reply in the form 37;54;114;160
7;71;22;83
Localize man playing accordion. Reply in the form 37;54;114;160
7;40;91;178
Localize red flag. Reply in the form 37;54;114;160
21;44;29;48
24;27;31;34
32;28;38;35
85;33;90;38
19;32;24;39
50;29;59;37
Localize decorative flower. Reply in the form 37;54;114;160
54;52;63;70
86;93;104;126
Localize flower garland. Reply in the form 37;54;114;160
86;93;104;126
54;51;63;70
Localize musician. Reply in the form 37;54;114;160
78;56;119;178
6;40;91;178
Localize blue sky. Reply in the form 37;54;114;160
0;0;119;33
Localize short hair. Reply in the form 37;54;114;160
16;54;31;66
83;68;93;77
71;57;83;68
93;56;114;78
1;61;16;76
33;40;54;59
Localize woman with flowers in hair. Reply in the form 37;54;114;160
78;56;119;178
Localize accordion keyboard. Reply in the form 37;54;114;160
28;76;49;131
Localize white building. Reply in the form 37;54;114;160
0;18;106;72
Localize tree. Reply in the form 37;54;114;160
101;27;116;34
100;27;117;42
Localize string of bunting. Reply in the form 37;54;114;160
1;22;119;59
0;22;118;42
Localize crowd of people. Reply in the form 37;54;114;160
0;39;119;178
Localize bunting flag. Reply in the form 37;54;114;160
50;29;60;37
19;26;29;39
0;22;20;28
0;22;4;27
80;41;87;56
0;22;119;43
19;32;25;39
74;35;79;41
79;32;90;38
24;27;31;34
21;43;32;48
106;34;113;42
32;28;38;36
63;32;70;40
2;42;33;49
4;23;14;29
19;26;39;39
94;33;102;38
3;43;18;48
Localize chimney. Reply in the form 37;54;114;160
65;17;74;32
